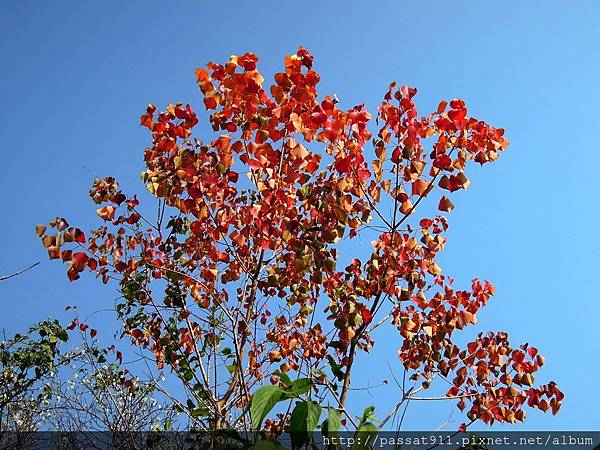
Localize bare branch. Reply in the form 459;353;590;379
0;262;39;282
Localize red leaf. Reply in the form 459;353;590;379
448;108;467;122
305;158;319;173
467;342;478;354
72;252;89;272
356;167;371;182
436;100;448;114
48;246;61;260
434;154;452;170
310;111;327;126
412;179;430;196
447;386;460;397
247;158;263;170
438;196;455;212
360;305;373;325
334;156;351;174
67;268;80;282
65;227;86;243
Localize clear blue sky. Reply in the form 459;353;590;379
1;1;598;430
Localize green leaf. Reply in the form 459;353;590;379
165;270;183;282
357;406;377;427
281;377;312;399
290;400;322;449
321;406;342;438
351;407;379;450
250;385;283;430
351;422;378;450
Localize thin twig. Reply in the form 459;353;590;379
0;262;39;281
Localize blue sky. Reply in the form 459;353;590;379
1;1;598;430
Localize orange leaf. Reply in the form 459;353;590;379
35;224;46;237
194;68;209;82
97;206;115;221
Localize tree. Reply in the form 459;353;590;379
0;263;177;446
42;326;179;449
37;48;562;442
0;320;75;432
1;318;179;449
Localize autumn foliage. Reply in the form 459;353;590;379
38;48;562;433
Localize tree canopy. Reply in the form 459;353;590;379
37;48;562;439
